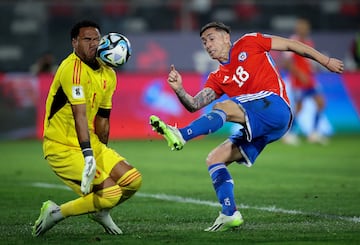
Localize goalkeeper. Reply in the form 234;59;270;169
32;20;142;236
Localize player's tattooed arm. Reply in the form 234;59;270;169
175;87;216;112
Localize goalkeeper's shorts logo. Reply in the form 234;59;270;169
94;169;101;179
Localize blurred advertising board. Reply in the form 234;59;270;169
0;71;359;140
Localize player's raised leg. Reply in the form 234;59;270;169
149;109;226;150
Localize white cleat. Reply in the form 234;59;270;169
307;132;329;145
89;209;123;235
282;132;300;146
32;200;63;237
204;211;244;232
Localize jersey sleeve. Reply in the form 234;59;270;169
204;70;224;98
99;67;116;109
59;59;88;105
253;33;272;52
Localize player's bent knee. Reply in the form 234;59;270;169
116;168;142;188
212;101;227;111
206;151;219;167
94;185;122;210
213;100;245;122
119;175;142;204
117;168;142;204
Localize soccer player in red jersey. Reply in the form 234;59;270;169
150;22;344;231
282;18;327;144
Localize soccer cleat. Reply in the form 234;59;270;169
282;132;300;146
204;211;244;232
32;200;63;237
149;115;185;151
307;132;329;145
89;209;123;235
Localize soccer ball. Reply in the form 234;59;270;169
97;32;131;68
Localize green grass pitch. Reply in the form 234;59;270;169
0;135;359;244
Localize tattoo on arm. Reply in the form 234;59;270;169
194;88;217;109
176;87;216;112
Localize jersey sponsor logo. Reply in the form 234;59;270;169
222;75;230;83
238;51;247;62
72;85;84;99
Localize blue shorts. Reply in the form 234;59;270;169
228;92;292;167
293;87;321;103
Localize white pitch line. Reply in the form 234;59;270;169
31;182;360;224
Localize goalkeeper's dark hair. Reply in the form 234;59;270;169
70;20;101;40
200;22;231;36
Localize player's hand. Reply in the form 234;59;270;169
167;65;183;91
81;155;96;195
325;57;344;74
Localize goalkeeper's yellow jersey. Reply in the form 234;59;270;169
43;52;116;152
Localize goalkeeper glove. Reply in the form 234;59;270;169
80;143;96;195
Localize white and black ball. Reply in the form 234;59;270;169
97;32;131;68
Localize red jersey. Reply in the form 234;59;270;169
287;34;316;89
205;33;289;104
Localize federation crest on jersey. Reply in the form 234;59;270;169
72;85;84;99
238;52;247;62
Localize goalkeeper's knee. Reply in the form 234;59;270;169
116;168;142;204
94;185;122;210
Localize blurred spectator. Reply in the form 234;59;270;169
189;0;211;27
234;0;260;29
30;51;57;75
282;18;328;145
340;0;360;17
235;0;259;21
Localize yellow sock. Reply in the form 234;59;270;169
116;168;142;204
60;185;122;217
94;184;122;209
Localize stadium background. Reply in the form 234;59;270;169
0;0;359;140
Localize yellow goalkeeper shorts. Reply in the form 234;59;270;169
43;137;125;195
